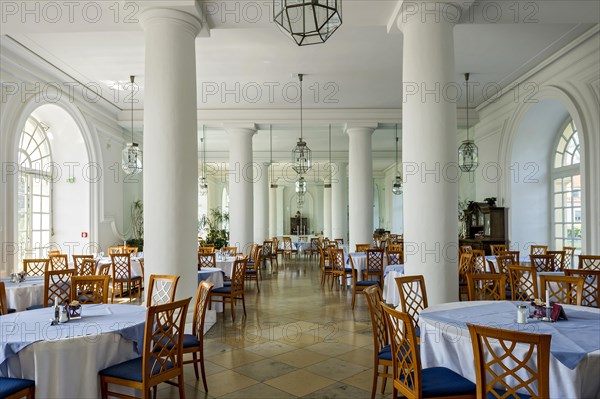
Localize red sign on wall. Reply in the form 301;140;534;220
81;232;88;238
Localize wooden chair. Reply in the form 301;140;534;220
23;258;49;276
309;238;320;260
209;258;247;322
281;237;297;263
495;254;516;276
331;248;353;290
334;238;344;247
458;253;474;300
222;246;237;257
99;298;191;399
355;243;371;253
539;275;584;306
198;252;216;269
183;281;214;392
98;263;111;276
261;240;278;273
381;304;476;399
44;269;75;307
77;258;98;276
489;244;507;255
498;250;520;265
467;324;551;399
579;255;600;270
467;273;506;301
244;247;261;292
547;250;566;271
49;254;69;271
564;269;599;308
124;247;139;257
459;245;472;255
108;246;123;255
247;243;258;261
0;281;16;315
350;249;384;309
530;254;556;272
530;245;548;255
72;254;93;272
562;246;576;269
508;265;539;301
319;246;333;287
363;286;392;399
386;249;403;265
146;275;180;306
110;253;142;302
47;249;61;256
387;243;402;253
0;377;36;399
71;275;110;304
471;249;487;273
198;246;214;254
394;275;428;341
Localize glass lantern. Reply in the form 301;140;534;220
122;143;142;175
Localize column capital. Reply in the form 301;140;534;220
224;124;258;136
344;123;378;136
139;8;203;37
388;0;475;33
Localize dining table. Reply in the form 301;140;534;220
0;303;146;398
382;264;405;306
96;256;144;277
0;276;45;311
215;255;236;278
419;300;600;398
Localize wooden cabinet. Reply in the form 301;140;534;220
290;218;308;235
459;202;508;255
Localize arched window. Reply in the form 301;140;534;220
18;116;53;260
552;119;581;251
221;187;229;230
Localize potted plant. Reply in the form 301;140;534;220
484;197;497;207
127;200;144;251
199;208;229;249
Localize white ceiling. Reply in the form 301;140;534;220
4;0;598;170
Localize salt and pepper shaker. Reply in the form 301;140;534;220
543;290;552;321
517;305;528;324
59;305;69;323
53;297;60;323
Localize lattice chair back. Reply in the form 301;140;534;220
198;253;216;268
78;258;98;276
262;240;274;257
355;243;370;253
111;253;132;280
547;250;566;271
335;238;344;246
145;298;191;388
471;249;486;273
380;303;421;398
329;248;346;273
73;255;94;274
147;275;181;306
44;269;75;307
71;275;110;304
23;259;49;276
539;275;584;306
496;255;515;277
387;250;403;265
49;254;69;271
508;265;539;301
562;246;576;269
467;324;551;399
395;275;428;328
458;253;474;285
498;250;520;265
530;245;548;255
98;263;111;276
198;246;214;254
363;285;388;356
310;238;319;253
192;281;214;340
459;245;472;255
223;247;237;257
467;273;507;301
579;255;600;271
564;269;599;308
489;244;507;256
0;282;8;315
365;249;384;282
231;258;247;296
530;254;556;272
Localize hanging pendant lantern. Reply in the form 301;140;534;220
291;74;312;174
458;73;479;172
122;75;142;175
198;126;208;196
295;176;307;194
274;0;342;46
392;123;402;195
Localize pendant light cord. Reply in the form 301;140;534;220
299;74;303;142
395;123;399;175
328;124;332;180
130;75;135;144
269;124;273;185
465;73;470;142
201;126;206;179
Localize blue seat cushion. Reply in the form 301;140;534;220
459;282;467;286
378;345;392;361
182;333;200;348
212;287;231;294
99;357;173;382
486;390;531;399
0;377;35;397
26;304;43;310
420;367;476;397
245;270;257;274
324;266;332;270
7;308;16;314
343;268;353;273
357;280;379;286
223;281;231;287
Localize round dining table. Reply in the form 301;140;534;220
0;303;146;398
0;276;45;311
419;300;600;399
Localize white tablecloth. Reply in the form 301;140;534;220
382;265;405;306
1;277;45;311
419;301;600;399
198;268;224;313
0;304;146;398
215;256;236;278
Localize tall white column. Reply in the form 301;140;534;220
226;126;256;253
331;161;347;242
254;162;269;244
323;186;332;238
276;186;285;236
140;8;201;303
397;2;460;305
269;180;277;237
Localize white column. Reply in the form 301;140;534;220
347;126;376;251
276;186;285;236
269;180;277;237
254;162;269;243
226;126;256;253
398;2;459;305
323;185;332;238
331;161;347;242
140;8;201;303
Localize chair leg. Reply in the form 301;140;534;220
371;365;378;399
177;374;186;399
100;377;108;399
230;297;235;322
351;289;356;310
200;347;208;392
381;365;388;394
241;295;247;319
192;352;199;380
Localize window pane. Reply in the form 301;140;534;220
554;209;563;222
555;239;563;249
554;224;562;238
574;208;581;222
554;179;562;193
554;193;562;207
41;196;50;213
572;175;581;190
42;214;50;230
563;176;572;190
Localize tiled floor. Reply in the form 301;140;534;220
156;255;393;398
